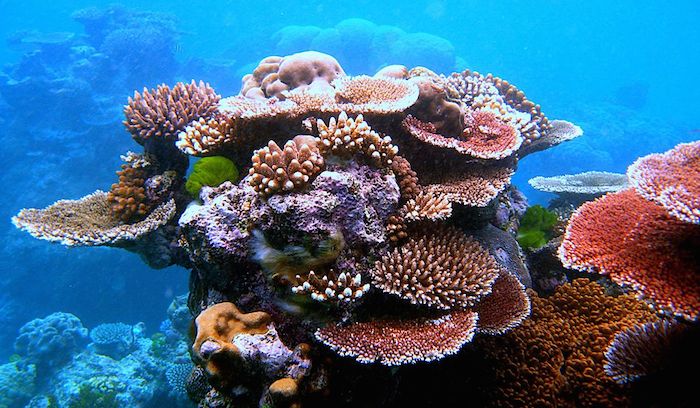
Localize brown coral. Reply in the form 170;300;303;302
559;188;700;321
291;270;370;303
107;152;152;222
315;112;398;167
315;310;478;366
331;75;420;114
12;192;175;246
389;155;419;202
248;135;325;198
371;226;500;310
477;279;658;407
192;302;272;388
627;140;700;224
123;80;220;144
474;272;531;335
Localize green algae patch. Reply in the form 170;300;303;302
186;156;239;198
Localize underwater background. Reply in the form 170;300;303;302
0;0;698;406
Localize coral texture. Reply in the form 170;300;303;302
248;135;324;197
559;188;700;320
627;140;700;224
371;226;500;310
315;310;478;366
424;165;514;207
13;192;176;246
460;109;522;159
604;320;686;384
291;270;370;303
107;152;153;222
474;272;531;335
477;279;658;407
123;80;220;144
14;312;88;370
528;171;628;202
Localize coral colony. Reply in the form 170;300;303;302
12;51;699;407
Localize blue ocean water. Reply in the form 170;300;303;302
0;1;697;406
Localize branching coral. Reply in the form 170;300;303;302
291;270;370;303
13;192;176;246
371;226;500;310
315;111;398;167
123;80;220;144
627;140;700;224
107;152;153;222
559;188;700;320
176;115;239;157
315;310;478;366
248;135;325;198
401;191;452;222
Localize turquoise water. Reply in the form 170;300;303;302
0;1;697;406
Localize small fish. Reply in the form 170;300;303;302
251;229;345;282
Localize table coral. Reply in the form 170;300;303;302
528;170;629;205
627;140;700;224
559;188;700;320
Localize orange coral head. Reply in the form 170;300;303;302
192;302;272;389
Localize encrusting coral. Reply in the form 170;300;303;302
476;279;658;407
13;49;592;406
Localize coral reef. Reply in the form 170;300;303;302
528;171;629;206
14;312;88;371
13;49;590;406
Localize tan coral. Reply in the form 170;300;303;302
315;111;398;167
248;135;325;198
12;192;175;246
315;310;478;366
123;80;220;144
518;119;583;157
424;165;514;207
291;270;370;303
331;75;420;114
371;226;500;310
385;214;408;243
176;115;238;156
401;191;453;222
192;302;272;388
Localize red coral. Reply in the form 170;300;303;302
559;188;700;321
461;110;522;159
627;140;700;224
315;310;478;366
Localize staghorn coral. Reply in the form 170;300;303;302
371;226;500;310
477;279;658;407
249;135;325;198
291;270;370;303
604;320;686;384
529;171;629;204
385;214;408;243
424;165;514;207
13;192;176;246
123;80;220;144
315;310;478;366
401;191;452;222
315;111;398;167
559;188;700;321
627;140;700;224
107;152;153;222
176;114;239;157
474;272;531;335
